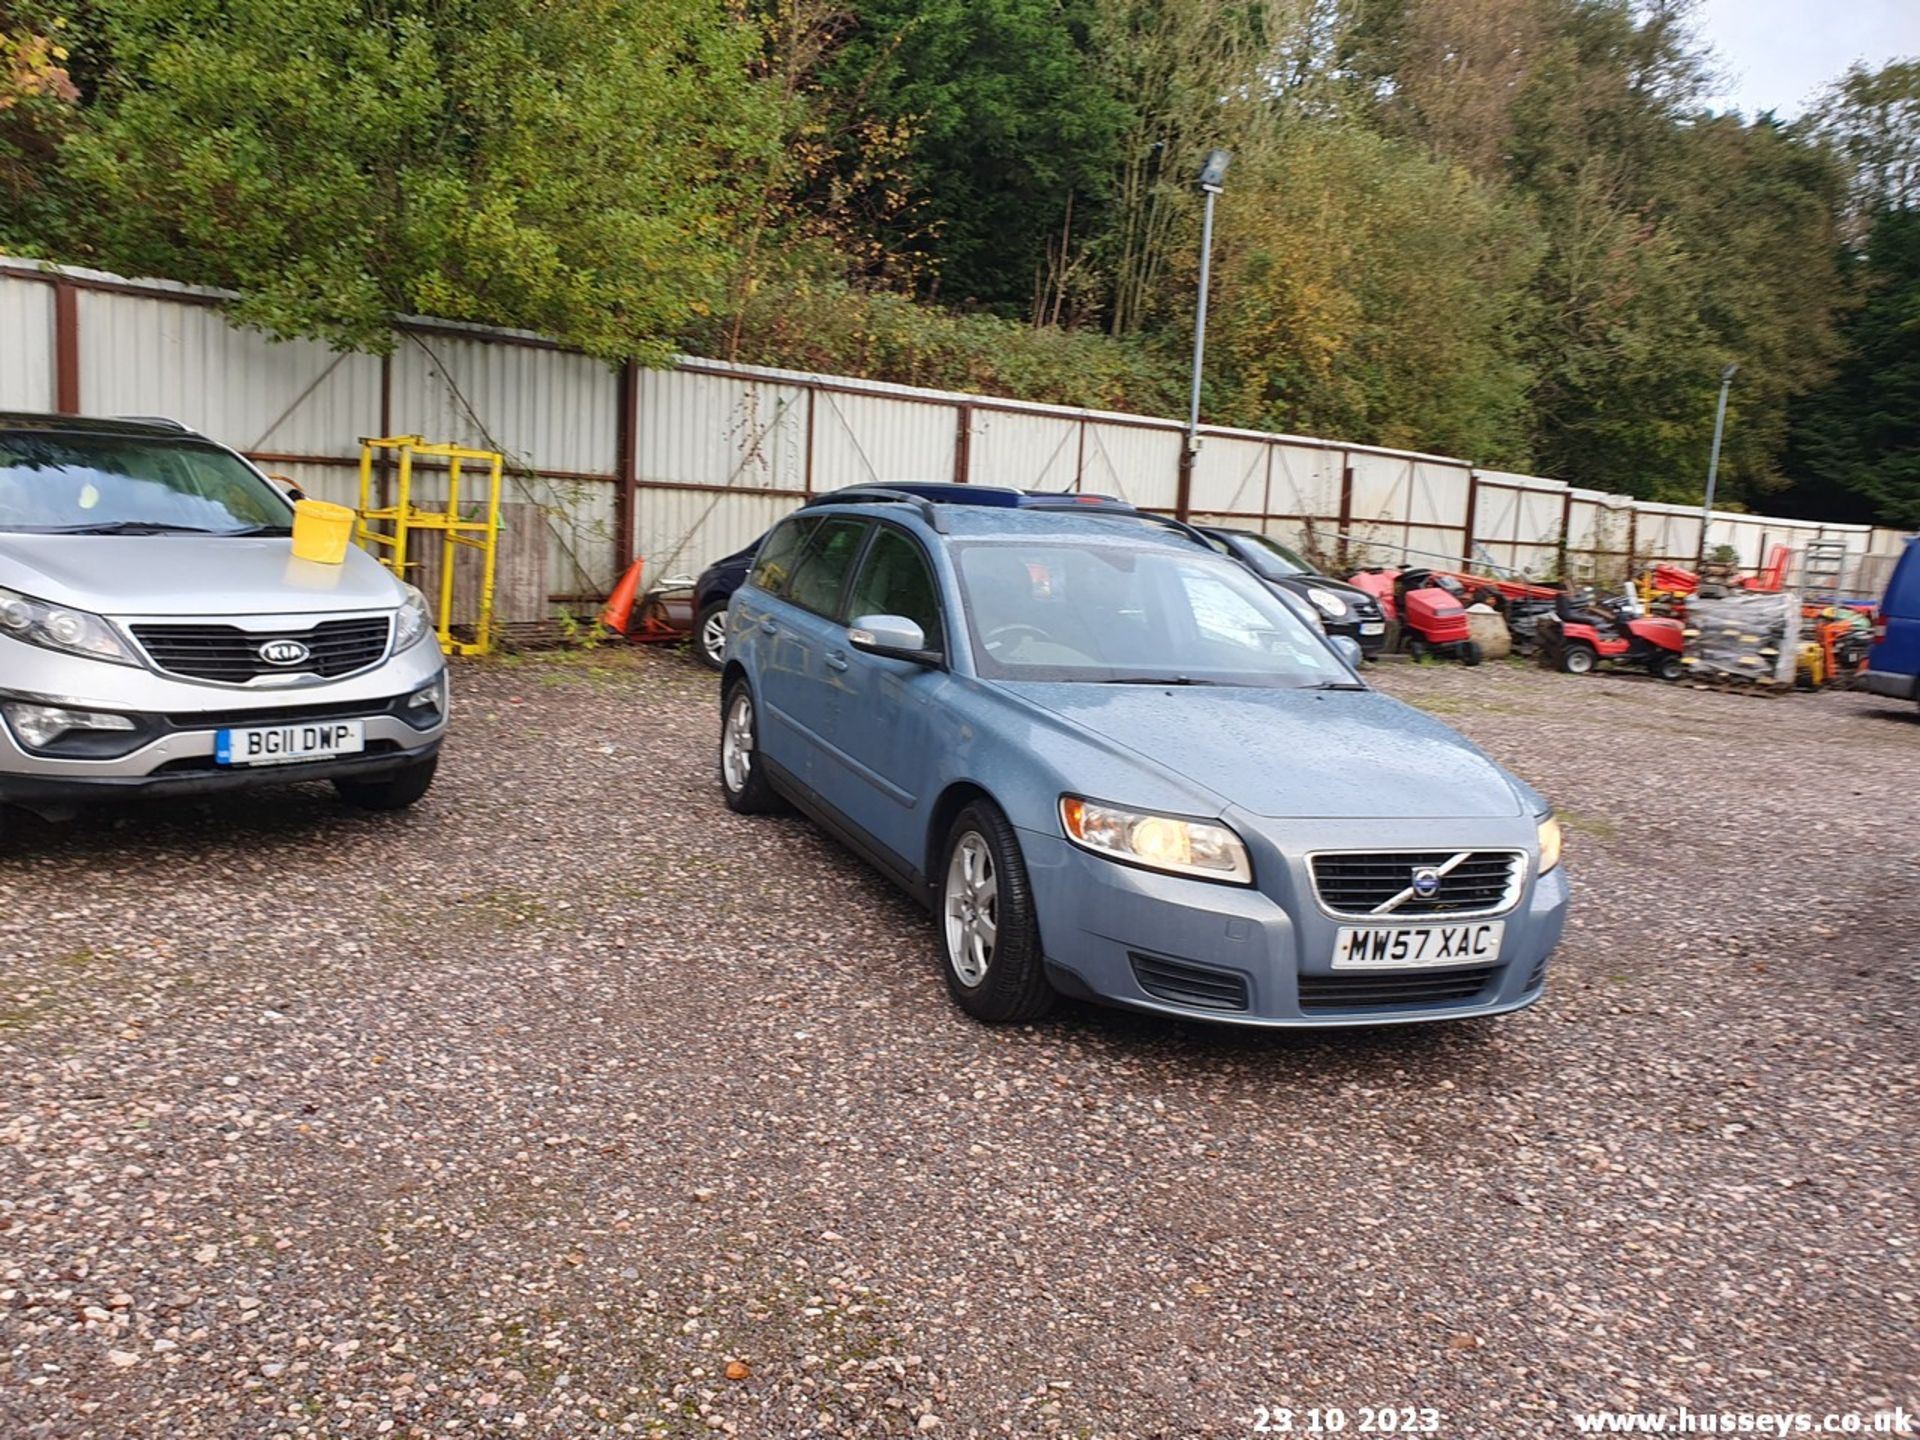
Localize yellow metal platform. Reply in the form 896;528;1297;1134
356;435;504;657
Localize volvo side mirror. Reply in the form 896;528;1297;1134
848;614;940;666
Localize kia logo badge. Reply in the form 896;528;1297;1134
258;639;312;667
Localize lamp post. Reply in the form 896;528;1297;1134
1176;148;1231;522
1697;362;1737;571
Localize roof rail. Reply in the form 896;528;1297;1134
113;414;194;432
1017;501;1217;551
809;485;948;533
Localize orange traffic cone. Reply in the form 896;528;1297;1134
600;557;646;635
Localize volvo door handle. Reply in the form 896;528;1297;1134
825;650;850;672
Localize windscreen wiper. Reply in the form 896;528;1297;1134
30;520;232;535
1102;675;1223;686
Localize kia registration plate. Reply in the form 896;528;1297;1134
215;720;365;767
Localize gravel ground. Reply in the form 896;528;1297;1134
3;650;1915;1439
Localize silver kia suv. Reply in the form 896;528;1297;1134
0;413;447;834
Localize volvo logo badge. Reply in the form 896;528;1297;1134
1410;866;1442;899
258;639;312;667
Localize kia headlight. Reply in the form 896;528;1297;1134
1537;814;1563;874
393;585;433;652
402;671;449;729
1;701;138;751
1060;796;1252;885
0;584;139;666
1306;587;1350;619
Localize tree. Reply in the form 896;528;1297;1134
0;0;1881;508
1091;0;1306;337
1798;58;1920;241
1784;209;1920;526
1777;58;1920;526
1653;116;1847;500
0;6;80;249
1206;121;1540;462
820;0;1130;316
1422;0;1849;504
1338;0;1552;180
52;0;790;359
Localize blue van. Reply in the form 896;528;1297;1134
1864;536;1919;708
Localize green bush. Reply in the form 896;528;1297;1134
688;274;1185;416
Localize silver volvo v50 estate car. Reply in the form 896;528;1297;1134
718;486;1567;1028
0;413;447;835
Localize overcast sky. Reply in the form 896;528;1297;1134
1691;0;1919;119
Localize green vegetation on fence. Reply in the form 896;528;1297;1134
1;2;1914;523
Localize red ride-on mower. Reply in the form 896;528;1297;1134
1538;588;1686;680
1394;569;1483;665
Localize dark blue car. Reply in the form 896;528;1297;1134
692;541;758;669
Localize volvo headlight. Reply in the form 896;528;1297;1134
1537;814;1563;874
1060;796;1252;885
0;584;139;666
1306;587;1350;619
393;585;433;652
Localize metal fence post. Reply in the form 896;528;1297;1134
614;360;637;575
1460;470;1479;568
1335;456;1354;571
803;387;817;497
52;279;80;414
954;404;973;485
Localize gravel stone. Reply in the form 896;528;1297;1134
2;648;1914;1437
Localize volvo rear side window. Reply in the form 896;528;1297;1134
749;516;820;596
783;519;870;618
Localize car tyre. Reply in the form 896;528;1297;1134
1560;642;1596;675
720;680;783;815
937;801;1054;1024
694;601;728;671
334;756;438;811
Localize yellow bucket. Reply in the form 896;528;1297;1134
291;499;355;565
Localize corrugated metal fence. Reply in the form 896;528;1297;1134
2;258;1894;608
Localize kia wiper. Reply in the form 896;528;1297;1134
29;520;230;535
1101;675;1223;686
1305;680;1368;691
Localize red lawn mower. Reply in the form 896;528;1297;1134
1537;588;1686;681
1346;567;1487;664
1393;569;1484;665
